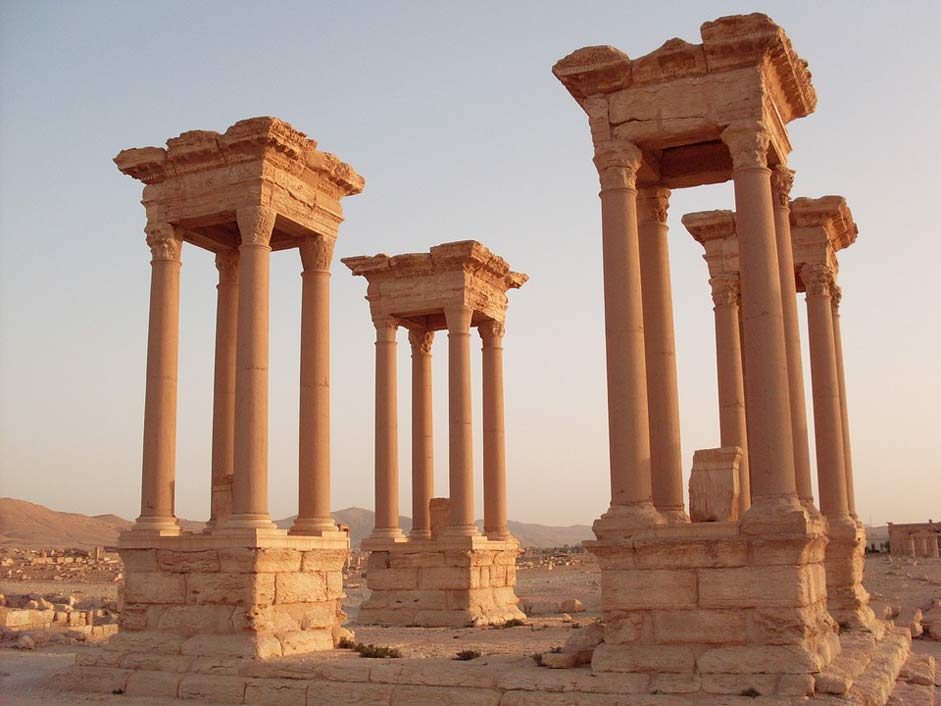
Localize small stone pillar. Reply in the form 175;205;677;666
689;447;742;523
409;329;435;540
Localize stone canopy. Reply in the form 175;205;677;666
342;240;527;329
552;13;816;187
114;117;364;252
791;195;859;290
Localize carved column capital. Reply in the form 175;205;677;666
373;316;399;342
479;319;506;345
830;283;842;314
801;263;836;297
636;187;671;224
721;121;771;170
299;235;337;273
214;248;239;283
145;223;182;262
593;139;642;191
770;167;795;209
709;274;740;307
408;328;435;354
236;205;276;247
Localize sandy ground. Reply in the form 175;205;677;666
1;554;938;705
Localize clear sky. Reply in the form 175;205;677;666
1;1;939;528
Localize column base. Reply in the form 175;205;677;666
359;535;524;627
218;513;278;531
824;513;882;636
442;524;480;538
368;527;408;542
408;529;433;540
592;501;665;539
131;516;181;537
288;517;340;536
656;507;691;525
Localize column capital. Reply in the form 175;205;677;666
636;187;671;224
408;328;435;354
593;139;642;191
770;166;795;209
709;274;740;307
721;120;771;171
215;248;239;283
145;223;182;263
236;205;276;247
373;316;399;342
298;234;337;273
830;283;843;314
443;304;474;333
479;319;506;345
800;263;836;297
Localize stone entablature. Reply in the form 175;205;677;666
790;195;858;290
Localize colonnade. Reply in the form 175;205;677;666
136;215;342;536
369;313;510;541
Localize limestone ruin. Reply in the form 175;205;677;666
343;242;527;626
889;522;941;559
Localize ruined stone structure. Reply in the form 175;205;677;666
343;241;527;626
552;13;910;699
684;196;877;633
95;118;361;668
889;521;941;558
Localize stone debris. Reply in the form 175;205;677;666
0;589;119;647
0;546;121;583
561;620;604;665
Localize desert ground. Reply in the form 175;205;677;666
1;551;938;705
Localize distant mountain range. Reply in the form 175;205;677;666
0;498;593;549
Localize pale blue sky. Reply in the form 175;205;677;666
1;1;939;527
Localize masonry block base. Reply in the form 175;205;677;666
824;515;881;635
115;528;349;661
358;535;525;627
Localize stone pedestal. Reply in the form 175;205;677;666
358;536;525;627
106;530;349;665
688;447;742;523
824;515;880;634
587;505;841;698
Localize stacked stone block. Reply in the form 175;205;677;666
358;539;525;627
588;511;842;698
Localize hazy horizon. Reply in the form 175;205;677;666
2;1;939;529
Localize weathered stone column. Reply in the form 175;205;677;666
771;167;815;508
372;317;404;540
800;264;848;518
136;223;183;535
408;328;435;540
637;187;687;522
444;305;478;536
480;320;509;539
207;248;238;529
292;235;337;535
592;140;660;532
830;285;857;518
709;274;751;514
228;206;277;529
720;122;798;510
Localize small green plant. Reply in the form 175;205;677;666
496;618;526;629
531;652;544;667
454;649;481;661
349;641;402;659
337;636;356;650
741;688;761;698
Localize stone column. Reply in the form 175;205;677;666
592;140;660;531
800;264;849;518
408;328;435;540
771;167;815;508
292;235;338;535
208;248;239;529
136;223;183;534
830;285;857;518
372;317;404;539
637;187;687;522
480;320;509;539
709;274;751;514
444;305;478;536
228;205;277;529
720;122;798;510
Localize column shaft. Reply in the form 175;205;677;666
592;141;659;529
721;123;797;506
481;321;509;538
831;288;857;517
373;318;403;538
771;168;815;507
137;224;183;534
293;236;337;535
229;206;276;528
710;276;751;513
801;265;849;517
409;329;435;539
208;249;239;528
444;305;477;536
637;187;686;521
